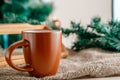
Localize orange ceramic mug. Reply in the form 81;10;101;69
5;30;62;77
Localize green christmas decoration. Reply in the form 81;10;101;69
0;0;54;49
0;0;54;24
48;17;120;52
61;17;120;52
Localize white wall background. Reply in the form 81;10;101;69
51;0;112;48
52;0;112;27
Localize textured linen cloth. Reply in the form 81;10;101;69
1;48;120;80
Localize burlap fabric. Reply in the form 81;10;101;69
1;48;120;80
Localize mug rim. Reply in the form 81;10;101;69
22;30;61;33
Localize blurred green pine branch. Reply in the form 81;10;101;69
48;17;120;52
0;0;54;24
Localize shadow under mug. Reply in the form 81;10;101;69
5;30;62;77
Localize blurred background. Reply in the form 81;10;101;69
0;0;119;49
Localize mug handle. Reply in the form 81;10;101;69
5;40;33;72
